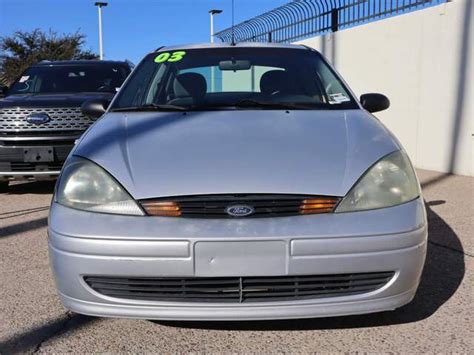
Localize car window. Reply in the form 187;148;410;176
177;65;284;93
112;47;358;110
9;64;130;95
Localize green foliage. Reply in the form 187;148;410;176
0;29;98;86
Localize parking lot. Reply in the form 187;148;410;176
0;169;472;353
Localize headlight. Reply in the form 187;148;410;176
55;157;144;216
336;150;420;213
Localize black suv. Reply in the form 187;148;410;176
0;60;132;190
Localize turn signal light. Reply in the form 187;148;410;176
299;198;338;215
140;201;181;217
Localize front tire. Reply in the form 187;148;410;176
0;181;9;193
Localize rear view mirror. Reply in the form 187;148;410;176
360;93;390;113
219;60;251;71
81;99;110;120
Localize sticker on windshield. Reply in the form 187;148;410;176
329;93;350;104
154;51;187;63
19;76;29;83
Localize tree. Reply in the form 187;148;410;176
0;29;98;86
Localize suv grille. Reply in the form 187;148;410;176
0;130;84;137
84;272;395;303
0;107;92;132
140;194;340;218
8;162;63;172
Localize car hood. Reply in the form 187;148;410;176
74;109;400;199
0;92;114;108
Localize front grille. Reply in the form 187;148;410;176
140;194;340;218
84;272;394;303
0;129;84;137
0;162;63;172
0;139;76;147
0;107;92;132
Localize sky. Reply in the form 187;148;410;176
0;0;289;64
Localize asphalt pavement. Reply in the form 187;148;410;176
0;169;472;353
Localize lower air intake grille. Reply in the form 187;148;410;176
84;272;394;303
0;162;63;172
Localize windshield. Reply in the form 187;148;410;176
111;47;358;111
9;63;130;95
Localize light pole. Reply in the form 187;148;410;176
209;9;222;93
95;2;108;60
209;9;222;43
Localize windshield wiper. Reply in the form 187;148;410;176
234;99;316;110
110;103;187;112
111;101;322;112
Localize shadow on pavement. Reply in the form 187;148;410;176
0;216;48;238
0;314;95;354
0;206;50;220
1;181;56;195
155;203;465;331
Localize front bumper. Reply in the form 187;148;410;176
48;197;428;320
0;138;75;181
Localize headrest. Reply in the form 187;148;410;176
260;70;289;95
173;73;207;100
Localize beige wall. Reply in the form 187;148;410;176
297;0;473;176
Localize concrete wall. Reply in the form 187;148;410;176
297;0;473;176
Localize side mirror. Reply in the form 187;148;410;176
360;93;390;113
0;85;8;98
81;99;110;120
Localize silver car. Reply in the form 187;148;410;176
48;43;427;320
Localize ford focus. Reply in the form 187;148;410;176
48;43;427;320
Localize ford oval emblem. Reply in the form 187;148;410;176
26;113;51;125
225;205;255;217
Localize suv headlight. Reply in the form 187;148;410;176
55;157;144;216
336;150;420;213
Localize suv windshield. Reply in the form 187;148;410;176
9;63;130;95
111;47;358;111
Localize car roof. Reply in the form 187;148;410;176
155;42;310;53
32;60;131;67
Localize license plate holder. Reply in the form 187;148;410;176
194;241;287;276
23;147;54;163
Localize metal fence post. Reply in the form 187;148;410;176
331;9;339;32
